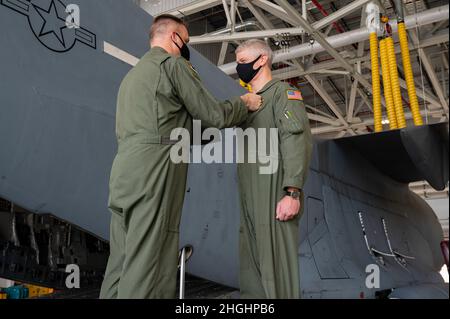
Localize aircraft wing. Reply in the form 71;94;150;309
337;122;449;190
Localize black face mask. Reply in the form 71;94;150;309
236;55;262;84
173;33;190;61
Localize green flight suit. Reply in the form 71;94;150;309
238;79;312;299
99;47;248;299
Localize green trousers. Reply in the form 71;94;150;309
100;143;187;299
239;204;301;299
238;165;301;299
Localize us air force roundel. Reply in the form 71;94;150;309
1;0;96;53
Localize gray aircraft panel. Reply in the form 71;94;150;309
0;0;152;239
180;123;448;298
0;0;244;240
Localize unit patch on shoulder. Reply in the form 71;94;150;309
286;89;303;101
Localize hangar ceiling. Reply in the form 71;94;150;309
135;0;449;200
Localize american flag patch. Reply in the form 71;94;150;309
287;89;303;101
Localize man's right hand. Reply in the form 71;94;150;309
241;93;263;112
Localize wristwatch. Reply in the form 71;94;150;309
286;190;301;199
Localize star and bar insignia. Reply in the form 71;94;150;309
1;0;96;53
286;89;303;101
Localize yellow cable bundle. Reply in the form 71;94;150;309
370;32;383;132
398;22;423;126
379;38;398;129
386;37;407;128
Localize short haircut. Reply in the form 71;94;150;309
236;39;273;64
149;14;187;41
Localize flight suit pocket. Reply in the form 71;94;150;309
108;201;123;216
239;226;250;272
279;104;305;134
108;160;129;229
278;103;304;134
108;163;122;217
108;199;128;230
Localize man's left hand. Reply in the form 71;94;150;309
276;196;300;221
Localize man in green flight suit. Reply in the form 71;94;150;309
235;39;313;299
99;15;262;299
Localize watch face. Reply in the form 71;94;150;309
288;191;300;199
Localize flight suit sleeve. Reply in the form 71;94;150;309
168;57;248;129
274;87;313;191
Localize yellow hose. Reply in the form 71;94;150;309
386;37;406;129
379;38;398;129
398;22;423;126
370;32;383;132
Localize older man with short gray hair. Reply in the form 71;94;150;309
235;39;313;299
